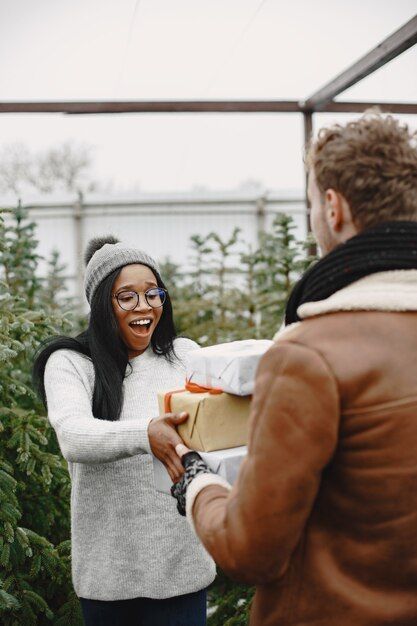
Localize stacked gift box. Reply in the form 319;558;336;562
153;339;273;493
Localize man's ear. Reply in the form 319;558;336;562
324;189;345;232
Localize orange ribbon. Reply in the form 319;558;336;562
164;380;223;413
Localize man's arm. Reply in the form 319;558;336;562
187;341;340;585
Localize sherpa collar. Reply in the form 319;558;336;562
298;270;417;319
274;270;417;341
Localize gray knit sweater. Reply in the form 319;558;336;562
44;337;216;601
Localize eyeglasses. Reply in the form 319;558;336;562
112;287;167;311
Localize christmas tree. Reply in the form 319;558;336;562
0;205;82;625
249;213;315;338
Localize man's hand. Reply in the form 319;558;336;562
170;449;213;515
148;412;189;482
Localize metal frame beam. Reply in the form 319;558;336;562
0;100;416;114
319;101;417;114
302;15;417;111
0;100;300;114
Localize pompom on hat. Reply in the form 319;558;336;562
84;236;160;305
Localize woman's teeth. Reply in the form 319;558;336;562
131;319;151;326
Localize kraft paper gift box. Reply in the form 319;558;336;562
157;387;251;452
153;445;247;494
185;339;273;396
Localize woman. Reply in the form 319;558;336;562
33;236;215;626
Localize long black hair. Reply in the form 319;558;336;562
33;238;177;421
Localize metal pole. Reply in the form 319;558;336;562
255;194;266;246
303;111;313;234
74;191;85;310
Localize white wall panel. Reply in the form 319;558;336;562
24;194;307;305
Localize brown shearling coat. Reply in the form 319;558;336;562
188;271;417;626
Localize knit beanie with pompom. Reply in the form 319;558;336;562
83;235;160;305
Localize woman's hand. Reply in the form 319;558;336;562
148;412;189;482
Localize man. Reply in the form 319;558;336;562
171;112;417;625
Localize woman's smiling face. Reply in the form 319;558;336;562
111;264;163;358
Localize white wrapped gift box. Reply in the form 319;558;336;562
185;339;273;396
153;446;247;494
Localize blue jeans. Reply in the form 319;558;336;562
79;589;207;626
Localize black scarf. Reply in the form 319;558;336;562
285;220;417;326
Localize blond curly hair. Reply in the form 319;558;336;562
306;110;417;229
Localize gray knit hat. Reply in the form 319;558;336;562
84;239;160;305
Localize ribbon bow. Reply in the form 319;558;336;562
164;380;223;413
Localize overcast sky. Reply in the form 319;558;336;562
0;0;416;195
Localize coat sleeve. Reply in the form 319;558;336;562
187;340;340;584
44;350;152;464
